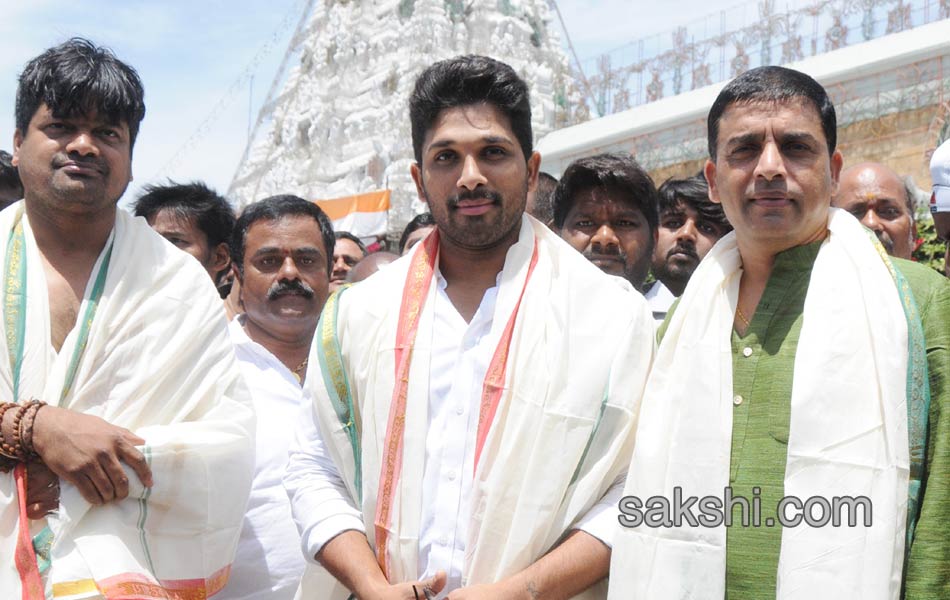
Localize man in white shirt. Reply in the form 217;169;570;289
285;55;654;599
220;195;336;600
646;173;732;322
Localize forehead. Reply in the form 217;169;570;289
148;209;202;236
660;200;699;218
568;186;644;216
423;103;516;149
839;166;904;197
717;99;825;142
334;238;363;256
246;216;326;251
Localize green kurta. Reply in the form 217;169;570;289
660;242;950;599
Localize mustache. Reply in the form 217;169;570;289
583;247;627;262
52;153;107;173
447;189;503;208
874;230;895;253
667;243;699;261
267;279;315;300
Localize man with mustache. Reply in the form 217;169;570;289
1;38;254;598
285;55;654;599
554;152;658;292
833;162;917;260
609;66;950;599
646;173;732;321
222;194;334;600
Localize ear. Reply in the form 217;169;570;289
210;243;231;276
410;162;428;205
12;130;23;167
231;262;243;286
526;151;541;194
829;150;843;196
704;159;720;204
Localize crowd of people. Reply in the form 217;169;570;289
0;36;947;600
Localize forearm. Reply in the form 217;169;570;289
500;530;610;600
317;530;389;597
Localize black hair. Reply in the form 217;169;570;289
334;231;368;256
657;172;732;232
530;172;558;224
0;151;22;196
552;152;659;232
16;38;146;147
410;55;532;163
707;66;836;160
232;195;335;275
399;212;436;253
133;181;235;250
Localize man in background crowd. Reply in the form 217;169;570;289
930;138;950;277
0;150;23;209
346;250;399;283
646;173;732;321
833;162;917;260
220;195;335;600
526;171;557;226
399;212;436;255
554;152;658;292
329;230;366;291
134;180;235;289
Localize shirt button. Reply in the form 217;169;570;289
456;405;464;415
439;535;448;546
733;395;744;406
742;347;753;357
447;470;457;481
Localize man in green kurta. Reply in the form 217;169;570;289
609;66;949;599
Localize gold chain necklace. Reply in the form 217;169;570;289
292;357;309;383
735;306;751;327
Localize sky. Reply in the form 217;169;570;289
0;0;741;206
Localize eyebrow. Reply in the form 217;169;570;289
428;135;514;150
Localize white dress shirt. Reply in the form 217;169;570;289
644;280;677;323
286;267;624;596
219;317;307;600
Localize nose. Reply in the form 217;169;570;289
862;209;883;232
753;141;785;181
590;224;620;253
676;218;698;242
457;155;488;191
65;131;100;157
278;256;301;281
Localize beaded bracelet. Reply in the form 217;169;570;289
17;400;45;460
0;402;20;460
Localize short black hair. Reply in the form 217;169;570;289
334;231;368;256
410;55;532;164
16;38;146;148
553;152;659;233
0;151;22;196
530;172;558;224
134;181;235;250
657;173;732;232
707;66;836;160
232;195;335;275
399;212;436;253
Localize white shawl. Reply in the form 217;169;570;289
302;215;654;598
609;208;908;599
0;205;255;599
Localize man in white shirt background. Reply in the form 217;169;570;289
646;173;732;322
220;194;335;600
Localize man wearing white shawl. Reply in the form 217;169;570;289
608;66;950;599
0;39;254;599
285;56;654;599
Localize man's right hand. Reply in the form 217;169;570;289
362;571;447;600
31;405;153;505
